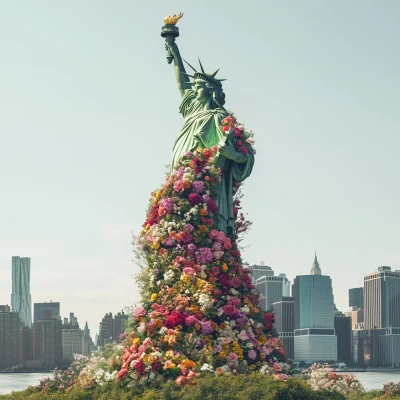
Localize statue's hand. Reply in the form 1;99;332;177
219;142;246;163
165;40;179;58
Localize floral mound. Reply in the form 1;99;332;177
112;122;288;387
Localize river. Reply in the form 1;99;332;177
0;371;399;395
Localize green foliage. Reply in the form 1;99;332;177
0;374;348;400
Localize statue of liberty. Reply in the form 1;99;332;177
162;14;255;235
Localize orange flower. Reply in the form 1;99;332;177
183;180;191;189
181;359;196;369
194;323;200;331
199;208;208;216
199;225;208;232
204;176;210;181
168;287;175;295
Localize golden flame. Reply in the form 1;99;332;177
164;12;183;25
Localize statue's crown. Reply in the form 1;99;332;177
182;58;226;88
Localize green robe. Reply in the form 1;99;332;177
172;89;254;234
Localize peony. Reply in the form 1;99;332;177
219;273;231;287
196;247;213;264
231;276;242;289
201;321;214;335
207;199;218;213
248;350;257;360
188;193;202;206
223;304;239;317
192;180;206;193
133;306;146;320
174;180;184;192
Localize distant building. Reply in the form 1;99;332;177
34;302;60;323
69;312;78;326
250;262;274;284
0;306;19;370
62;323;84;361
33;312;62;366
98;313;114;347
19;326;34;365
334;311;352;364
113;312;128;341
293;253;337;362
344;307;364;330
349;287;363;309
256;271;283;312
83;321;95;356
353;328;400;368
279;273;291;297
364;266;400;329
11;256;32;327
272;297;294;359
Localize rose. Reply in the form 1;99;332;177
231;276;242;289
216;231;226;243
223;304;239;317
164;311;185;328
209;229;218;239
224;238;232;249
188;193;202;206
133;306;146;320
132;360;145;375
183;267;195;276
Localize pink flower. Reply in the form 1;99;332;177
183;267;195;276
207;199;218;213
196;247;213;264
185;224;194;232
219;274;230;287
137;322;147;333
133;306;146;320
174;180;184;192
181;232;193;243
231;276;242;289
201;321;214;334
213;251;224;260
162;237;173;246
248;350;257;360
224;238;232;249
223;304;239;317
185;316;198;326
209;229;218;239
211;266;220;276
217;231;226;243
187;243;197;254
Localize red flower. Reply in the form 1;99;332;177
219;273;231;287
231;276;242;288
262;312;275;330
223;304;239;317
164;311;185;328
116;368;128;380
133;361;145;375
203;148;213;159
240;146;248;155
188;193;202;206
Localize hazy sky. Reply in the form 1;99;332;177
1;1;399;336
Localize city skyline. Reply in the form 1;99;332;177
1;1;399;337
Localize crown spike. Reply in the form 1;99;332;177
211;68;220;78
182;58;197;73
198;58;205;73
218;79;227;82
183;82;195;85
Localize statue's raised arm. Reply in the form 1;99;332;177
161;13;191;98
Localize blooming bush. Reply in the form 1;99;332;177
306;363;364;397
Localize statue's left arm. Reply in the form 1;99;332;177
220;142;255;181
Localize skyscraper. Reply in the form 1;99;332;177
34;302;60;323
11;256;32;327
250;262;273;284
293;253;337;362
0;306;20;370
279;273;291;297
349;287;364;309
255;267;283;311
272;297;294;359
334;311;352;364
364;266;400;329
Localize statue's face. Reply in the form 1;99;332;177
194;80;211;103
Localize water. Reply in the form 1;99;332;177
0;373;51;395
0;371;399;395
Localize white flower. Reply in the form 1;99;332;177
200;363;214;372
163;269;175;282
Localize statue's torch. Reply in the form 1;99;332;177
161;13;183;64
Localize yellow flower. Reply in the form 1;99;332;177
197;147;203;153
195;278;205;288
222;263;228;272
181;274;190;283
151;293;158;301
181;359;196;369
133;338;141;345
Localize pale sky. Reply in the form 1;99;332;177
1;1;399;337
